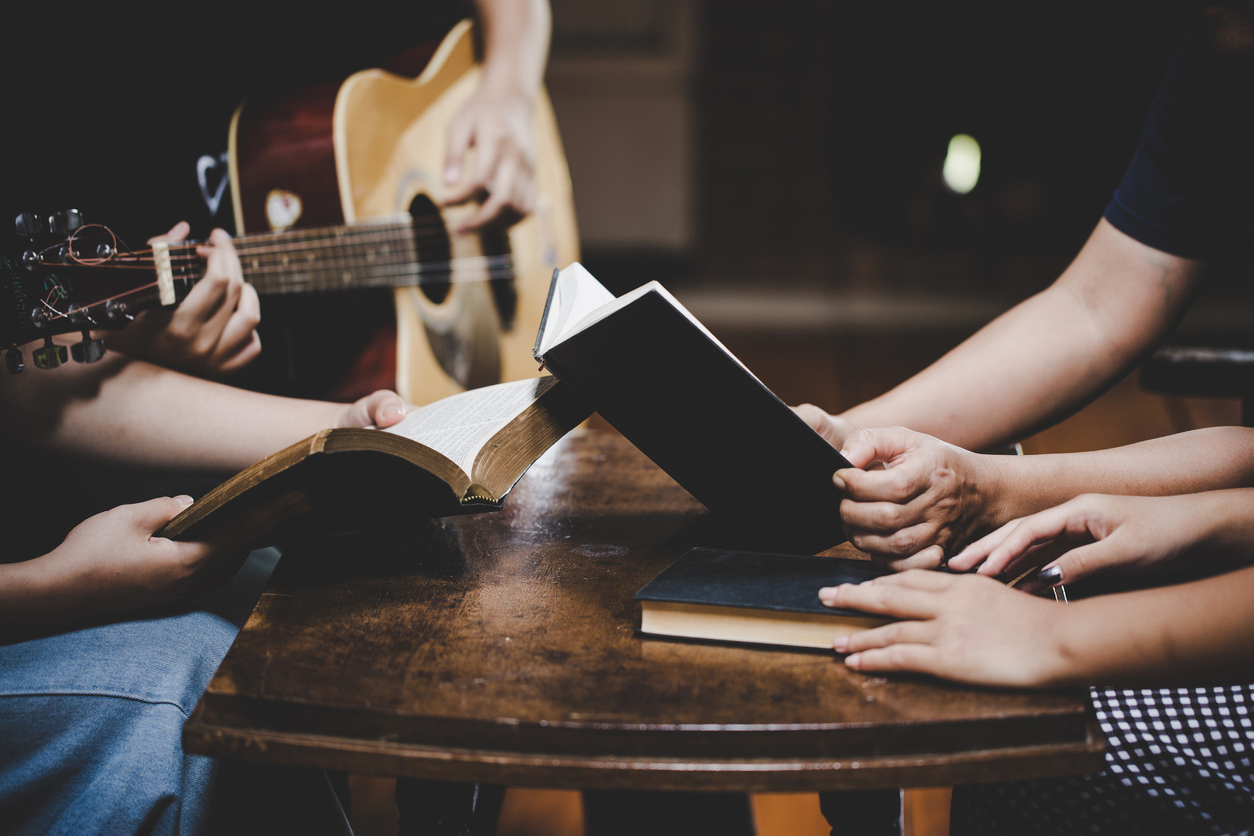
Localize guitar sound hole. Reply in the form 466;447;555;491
480;226;516;331
409;194;452;305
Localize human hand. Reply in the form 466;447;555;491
443;81;537;232
948;492;1219;589
792;403;857;449
105;223;261;376
820;570;1067;688
835;427;1004;570
335;389;410;429
44;496;248;616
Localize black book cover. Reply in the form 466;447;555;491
635;547;893;618
538;283;851;547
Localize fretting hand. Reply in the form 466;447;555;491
104;223;261;377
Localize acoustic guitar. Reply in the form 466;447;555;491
0;20;578;403
229;18;578;404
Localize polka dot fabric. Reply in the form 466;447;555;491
951;685;1254;835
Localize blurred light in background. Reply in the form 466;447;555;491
942;134;981;194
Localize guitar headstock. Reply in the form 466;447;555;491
2;212;197;373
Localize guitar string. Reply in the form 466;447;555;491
32;257;521;328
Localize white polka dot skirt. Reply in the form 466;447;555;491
951;685;1254;835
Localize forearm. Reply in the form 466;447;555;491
1048;564;1254;687
474;0;550;99
842;220;1202;451
982;427;1254;523
0;354;342;473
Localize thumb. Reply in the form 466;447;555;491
132;495;196;536
339;390;408;428
444;112;475;187
149;220;190;245
1038;538;1122;587
839;427;915;470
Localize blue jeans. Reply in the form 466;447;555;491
0;551;351;835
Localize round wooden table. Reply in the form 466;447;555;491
185;431;1103;791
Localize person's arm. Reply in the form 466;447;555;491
806;219;1205;452
832;425;1254;567
0;346;408;474
818;564;1254;689
0;497;242;640
442;0;551;231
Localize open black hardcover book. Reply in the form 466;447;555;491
534;263;852;547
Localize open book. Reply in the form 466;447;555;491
534;264;852;548
162;377;589;542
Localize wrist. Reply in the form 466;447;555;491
969;450;1017;536
1033;599;1085;688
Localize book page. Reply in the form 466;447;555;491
385;377;557;474
536;262;616;357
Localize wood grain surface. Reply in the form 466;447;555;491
185;430;1103;791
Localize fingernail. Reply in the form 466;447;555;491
444;165;460;184
845;653;861;669
832;471;847;491
382;404;404;419
1038;565;1064;586
174;495;194;507
832;636;848;652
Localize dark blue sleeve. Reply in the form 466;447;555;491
1103;21;1254;260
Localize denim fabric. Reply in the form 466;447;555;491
0;611;235;835
0;548;352;836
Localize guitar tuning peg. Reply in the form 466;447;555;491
70;331;105;364
5;349;23;375
31;337;68;370
15;212;44;238
49;209;83;236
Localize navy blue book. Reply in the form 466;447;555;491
634;547;894;650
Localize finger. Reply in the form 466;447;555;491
845;644;941;675
1043;538;1123;586
838;426;917;470
817;580;941;620
846;520;941;558
972;506;1081;576
458;182;513;233
947;518;1021;572
339;390;408;429
885;544;948;572
148;221;190;245
131;495;196;536
995;539;1076;584
210;284;262;365
833;617;937;654
444;112;475;187
839;464;929;505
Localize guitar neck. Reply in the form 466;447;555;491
233;216;423;294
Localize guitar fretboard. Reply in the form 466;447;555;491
232;215;509;294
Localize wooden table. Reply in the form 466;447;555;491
185;430;1104;792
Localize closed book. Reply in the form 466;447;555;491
634;547;894;650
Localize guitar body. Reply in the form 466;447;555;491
228;19;578;404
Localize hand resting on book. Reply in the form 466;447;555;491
820;570;1065;687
